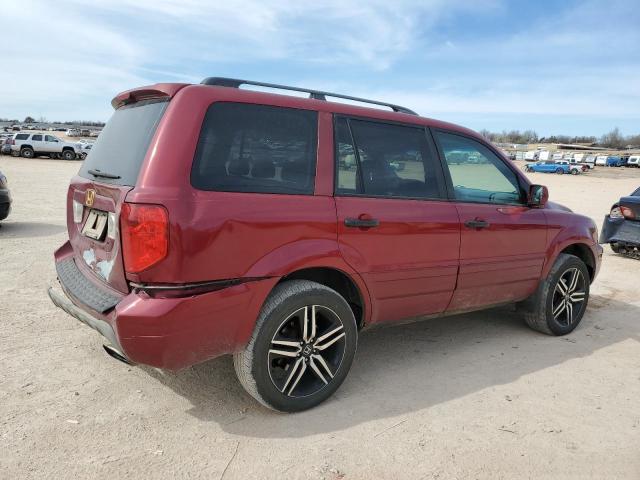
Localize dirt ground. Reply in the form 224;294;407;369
1;156;639;479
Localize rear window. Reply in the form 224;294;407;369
191;103;317;194
79;99;168;186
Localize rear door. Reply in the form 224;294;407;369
67;99;169;293
334;117;460;324
30;134;44;153
432;130;547;311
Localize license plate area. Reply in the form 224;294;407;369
81;209;108;240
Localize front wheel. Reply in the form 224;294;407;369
521;253;590;335
556;168;564;174
234;280;357;412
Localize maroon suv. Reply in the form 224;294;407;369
50;78;602;411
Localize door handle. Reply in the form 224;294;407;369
345;217;380;228
464;219;490;229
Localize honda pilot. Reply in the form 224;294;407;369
50;78;603;411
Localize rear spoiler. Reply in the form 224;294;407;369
111;83;189;109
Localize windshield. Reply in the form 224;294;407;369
78;99;168;186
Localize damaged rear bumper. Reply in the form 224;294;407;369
599;215;640;247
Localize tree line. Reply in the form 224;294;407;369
479;127;640;149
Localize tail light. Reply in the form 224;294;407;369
610;206;623;218
620;206;636;220
7;138;14;145
120;203;169;273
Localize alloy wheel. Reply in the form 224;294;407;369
551;267;586;326
268;305;346;398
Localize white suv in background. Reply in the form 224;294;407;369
10;133;80;160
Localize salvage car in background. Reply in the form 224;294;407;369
0;170;11;221
9;133;80;160
601;186;640;255
524;160;583;175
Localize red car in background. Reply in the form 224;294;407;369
49;78;602;411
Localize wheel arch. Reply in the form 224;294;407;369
558;242;596;282
279;267;367;329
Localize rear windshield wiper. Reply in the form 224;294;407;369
88;169;121;180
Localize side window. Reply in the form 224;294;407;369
32;134;42;141
191;103;318;195
335;118;442;199
434;131;523;205
335;118;357;194
45;135;57;142
15;134;29;140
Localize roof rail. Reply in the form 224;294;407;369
200;77;418;115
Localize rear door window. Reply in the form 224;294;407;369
78;99;168;186
335;117;444;199
15;134;29;140
191;103;318;195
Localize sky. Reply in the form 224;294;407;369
2;0;639;136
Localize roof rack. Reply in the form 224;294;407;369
200;77;418;115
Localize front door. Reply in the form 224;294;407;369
333;117;460;324
432;130;548;312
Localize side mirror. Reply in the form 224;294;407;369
528;184;548;207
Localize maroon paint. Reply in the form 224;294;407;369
53;82;602;370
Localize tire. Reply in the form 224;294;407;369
571;168;578;175
555;168;564;174
81;152;87;160
62;150;75;160
610;243;621;254
234;280;358;412
521;253;590;335
49;152;59;159
20;147;34;158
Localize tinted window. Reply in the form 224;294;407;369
32;135;42;141
45;135;57;142
191;103;317;195
79;99;168;186
336;118;441;199
15;134;29;140
435;131;523;205
335;118;357;193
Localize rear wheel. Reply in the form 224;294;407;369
20;147;34;158
555;168;564;174
62;149;75;160
521;253;590;335
571;168;579;175
234;280;357;412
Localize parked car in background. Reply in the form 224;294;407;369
9;133;79;160
48;78;602;412
605;155;622;167
66;128;81;137
627;155;640;167
584;155;597;168
601;186;640;255
0;170;11;221
524;160;583;175
78;143;93;160
538;150;550;161
595;155;608;166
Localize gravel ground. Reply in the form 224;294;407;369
1;156;639;479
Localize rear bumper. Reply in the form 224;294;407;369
50;255;278;370
48;285;125;356
600;215;640;247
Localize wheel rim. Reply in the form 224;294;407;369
268;305;346;398
551;267;586;326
